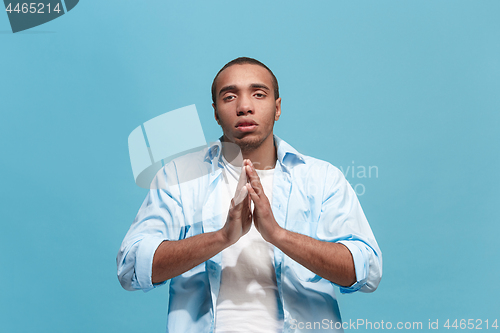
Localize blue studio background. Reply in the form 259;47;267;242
1;1;499;332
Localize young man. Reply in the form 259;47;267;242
117;57;382;333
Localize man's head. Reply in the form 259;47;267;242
212;57;281;152
211;57;279;106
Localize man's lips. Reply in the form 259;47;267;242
235;121;258;132
235;119;257;127
235;119;258;131
236;123;257;127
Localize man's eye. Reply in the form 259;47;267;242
254;93;266;98
223;95;235;101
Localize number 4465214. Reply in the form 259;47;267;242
444;319;498;329
5;3;62;14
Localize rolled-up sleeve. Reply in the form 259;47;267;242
317;165;382;294
117;165;184;292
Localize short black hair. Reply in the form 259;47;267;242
211;57;279;106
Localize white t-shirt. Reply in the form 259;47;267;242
214;156;282;333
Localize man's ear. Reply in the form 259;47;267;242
213;103;220;125
274;98;282;121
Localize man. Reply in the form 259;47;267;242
117;57;382;333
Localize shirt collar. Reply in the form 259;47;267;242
274;135;305;167
205;139;223;163
204;135;306;168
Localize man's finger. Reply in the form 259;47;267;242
245;164;264;197
233;184;248;206
234;160;248;197
246;183;260;204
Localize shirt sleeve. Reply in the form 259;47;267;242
116;164;185;292
317;164;382;294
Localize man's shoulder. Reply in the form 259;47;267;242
275;136;345;181
292;151;343;176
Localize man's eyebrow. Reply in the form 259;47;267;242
250;83;270;91
218;83;271;97
218;85;237;97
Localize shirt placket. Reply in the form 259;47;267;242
271;162;293;332
201;161;224;332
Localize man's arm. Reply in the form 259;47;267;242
245;161;356;287
151;232;224;283
151;162;253;284
152;191;252;283
268;228;356;287
118;160;253;290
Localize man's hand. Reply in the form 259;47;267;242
245;160;284;243
152;161;252;284
221;161;252;245
244;160;355;286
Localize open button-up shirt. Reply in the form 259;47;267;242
117;136;382;333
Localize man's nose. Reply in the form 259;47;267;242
236;94;254;115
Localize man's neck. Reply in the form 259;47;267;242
221;134;277;170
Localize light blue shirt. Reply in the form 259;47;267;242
117;136;382;333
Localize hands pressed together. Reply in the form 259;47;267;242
153;159;356;287
221;159;283;246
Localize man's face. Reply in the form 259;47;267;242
213;64;281;151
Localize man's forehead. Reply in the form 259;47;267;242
216;64;273;92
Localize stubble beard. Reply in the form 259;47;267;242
236;133;268;152
216;108;276;153
223;122;274;155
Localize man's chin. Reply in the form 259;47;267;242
234;136;265;151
